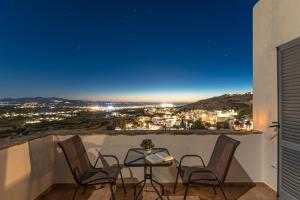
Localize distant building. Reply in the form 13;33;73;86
148;123;163;130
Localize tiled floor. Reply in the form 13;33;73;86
37;182;277;200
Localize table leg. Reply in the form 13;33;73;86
149;166;164;199
135;181;146;200
150;179;164;200
133;166;165;200
134;179;146;200
152;179;165;195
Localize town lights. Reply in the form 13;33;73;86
107;105;114;111
90;106;100;111
233;120;241;131
160;103;174;108
245;120;253;132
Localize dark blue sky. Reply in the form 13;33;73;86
0;0;257;102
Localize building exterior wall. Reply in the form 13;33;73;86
0;136;55;200
253;0;300;191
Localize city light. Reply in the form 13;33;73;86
107;105;114;111
160;103;174;108
0;93;253;136
90;106;101;111
25;120;41;124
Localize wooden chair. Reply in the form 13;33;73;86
58;135;126;200
173;134;240;200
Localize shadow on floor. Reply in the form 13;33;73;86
115;182;257;200
37;180;277;200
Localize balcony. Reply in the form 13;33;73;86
37;183;275;200
0;130;277;200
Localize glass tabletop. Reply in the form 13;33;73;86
124;148;173;167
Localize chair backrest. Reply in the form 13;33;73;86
208;134;240;183
58;135;92;183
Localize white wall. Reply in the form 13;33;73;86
253;0;300;191
0;136;55;200
0;133;263;200
53;134;263;184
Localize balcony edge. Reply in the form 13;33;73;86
0;129;262;150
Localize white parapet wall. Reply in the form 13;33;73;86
0;136;55;200
253;0;300;191
53;133;263;184
0;132;263;200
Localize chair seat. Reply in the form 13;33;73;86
81;165;120;185
179;166;219;185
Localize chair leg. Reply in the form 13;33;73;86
219;185;228;200
212;186;217;195
82;186;88;195
72;185;80;200
173;169;180;193
109;184;116;200
183;184;189;200
120;170;127;193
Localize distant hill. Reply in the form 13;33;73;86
181;93;253;111
0;97;69;104
0;97;95;106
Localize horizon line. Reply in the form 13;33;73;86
0;96;194;104
0;91;252;104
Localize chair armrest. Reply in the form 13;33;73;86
188;168;221;185
94;155;101;168
94;148;121;168
178;154;206;168
101;155;121;167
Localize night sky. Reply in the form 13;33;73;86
0;0;257;102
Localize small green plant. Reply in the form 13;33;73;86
140;139;155;150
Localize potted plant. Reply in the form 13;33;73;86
140;139;155;155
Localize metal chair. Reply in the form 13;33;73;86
173;134;240;200
58;135;126;200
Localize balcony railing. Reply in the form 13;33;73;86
0;130;276;200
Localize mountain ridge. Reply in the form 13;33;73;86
181;92;252;111
0;97;92;104
0;93;253;109
0;97;182;105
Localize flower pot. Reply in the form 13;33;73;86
144;149;152;155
